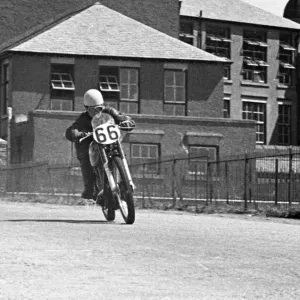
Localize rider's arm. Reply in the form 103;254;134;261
103;107;131;124
65;113;90;142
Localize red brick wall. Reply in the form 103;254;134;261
188;62;224;118
9;53;229;163
74;57;99;111
32;111;256;164
11;54;51;114
10;53;224;117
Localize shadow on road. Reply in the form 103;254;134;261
1;219;125;225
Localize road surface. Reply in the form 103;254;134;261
0;201;300;300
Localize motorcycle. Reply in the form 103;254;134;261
80;113;136;224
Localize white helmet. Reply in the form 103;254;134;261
84;89;104;107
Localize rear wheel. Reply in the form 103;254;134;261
111;156;135;224
94;166;115;221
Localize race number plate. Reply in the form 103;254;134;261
93;124;121;144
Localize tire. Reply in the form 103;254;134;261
94;166;115;221
111;156;135;224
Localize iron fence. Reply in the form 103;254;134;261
1;149;300;210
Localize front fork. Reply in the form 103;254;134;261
98;141;135;193
98;146;118;193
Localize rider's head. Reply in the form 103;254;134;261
84;89;104;117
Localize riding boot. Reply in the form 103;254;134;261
79;156;96;199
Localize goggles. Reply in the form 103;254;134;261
86;105;104;115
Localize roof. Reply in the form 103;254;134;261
181;0;300;30
242;0;289;17
10;3;225;63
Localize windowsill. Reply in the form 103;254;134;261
277;84;295;90
120;99;138;102
241;81;269;88
164;101;186;104
224;79;233;85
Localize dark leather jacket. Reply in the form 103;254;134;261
65;107;129;159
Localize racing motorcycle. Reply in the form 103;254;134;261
80;113;136;224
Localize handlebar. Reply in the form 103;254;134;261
78;122;134;143
79;132;93;143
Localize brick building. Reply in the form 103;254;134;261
0;1;256;166
179;0;300;146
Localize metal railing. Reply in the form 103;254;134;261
1;149;300;209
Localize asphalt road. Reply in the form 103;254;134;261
0;201;300;300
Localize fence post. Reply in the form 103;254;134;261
225;161;229;204
206;161;213;204
275;158;278;206
142;163;145;208
194;163;197;200
244;154;248;211
172;158;177;207
249;157;252;204
288;148;293;206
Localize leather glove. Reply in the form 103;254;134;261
119;118;135;131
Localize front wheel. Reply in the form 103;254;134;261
111;156;135;224
94;166;115;221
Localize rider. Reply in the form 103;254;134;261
65;89;135;202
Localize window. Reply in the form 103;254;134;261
278;34;295;86
205;26;232;80
50;64;74;111
242;101;266;144
179;22;194;45
242;30;268;83
99;75;119;91
99;66;139;114
120;68;138;101
51;99;73;111
223;98;230;118
224;65;231;80
278;104;291;145
51;73;74;90
205;25;232;59
131;143;159;173
1;63;9;115
164;70;186;116
188;146;218;174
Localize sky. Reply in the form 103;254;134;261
241;0;289;16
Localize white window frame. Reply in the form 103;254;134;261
278;103;291;145
99;75;120;92
224;65;231;80
278;34;295;86
50;65;75;111
223;96;230;118
242;100;266;144
205;25;232;59
164;70;186;104
179;22;194;45
188;145;218;175
131;144;158;159
120;68;139;101
242;66;267;83
51;73;75;90
242;31;269;83
131;143;159;173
